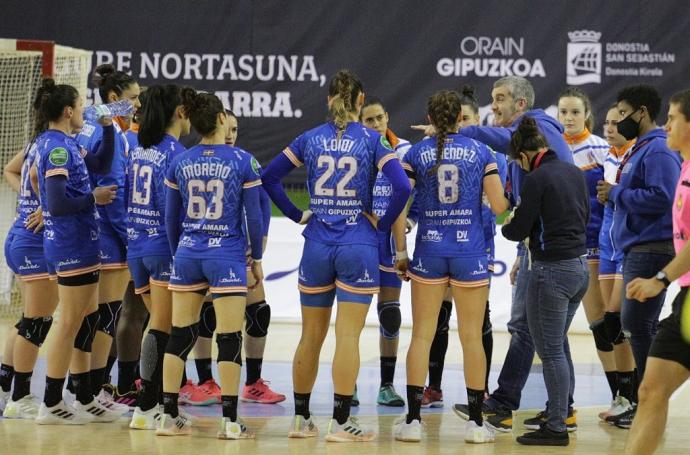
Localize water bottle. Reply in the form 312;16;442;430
83;100;134;122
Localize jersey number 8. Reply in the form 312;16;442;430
187;179;224;220
314;155;357;197
437;164;459;204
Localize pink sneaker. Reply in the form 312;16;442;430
197;379;221;404
179;380;216;406
240;379;286;404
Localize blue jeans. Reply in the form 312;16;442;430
487;253;533;411
527;257;588;432
622;250;673;379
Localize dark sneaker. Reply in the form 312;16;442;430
453;403;511;432
612;406;636;429
524;409;577;432
516;426;569;446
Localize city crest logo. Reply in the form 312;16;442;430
567;30;602;85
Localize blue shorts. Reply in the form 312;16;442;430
99;230;127;270
599;255;624;280
48;254;100;278
10;234;55;281
485;238;495;272
128;255;173;294
407;254;490;288
4;232;17;274
299;239;379;306
169;256;247;295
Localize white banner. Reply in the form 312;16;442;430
263;217;674;333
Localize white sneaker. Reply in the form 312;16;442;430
393;416;422;442
464;420;495;444
604;396;634;424
288;414;319;438
177;406;198;424
97;389;130;414
3;394;40;419
73;398;125;422
36;400;94;425
324;417;376;442
0;389;9;413
217;417;254;440
156;412;192;436
129;406;162;430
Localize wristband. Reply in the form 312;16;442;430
395;250;408;262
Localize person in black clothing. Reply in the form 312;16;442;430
502;117;590;446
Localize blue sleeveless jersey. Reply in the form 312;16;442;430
165;144;262;259
402;134;497;257
282;121;398;246
10;141;42;242
128;134;185;258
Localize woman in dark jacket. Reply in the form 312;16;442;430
502;116;590;447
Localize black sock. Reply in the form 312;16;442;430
11;371;32;401
44;376;66;407
71;372;93;405
605;371;618;401
66;375;75;394
294;392;311;419
406;385;424;423
91;367;108;396
221;395;238;421
181;368;188;388
428;332;448;389
138;379;159;411
117;360;138;393
618;371;635;402
245;358;262;385
195;358;213;384
380;356;397;387
467;387;485;426
482;302;493;393
105;355;117;380
333;393;353;425
162;392;179;418
632;368;639;403
0;363;14;392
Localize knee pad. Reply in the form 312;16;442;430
604;311;626;344
436;300;452;335
216;331;242;366
17;316;53;347
590;318;614;352
74;310;101;352
482;302;492;335
245;300;270;338
97;301;122;337
14;316;22;330
198;300;216;338
377;300;401;339
166;323;199;361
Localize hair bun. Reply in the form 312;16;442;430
516;115;540;137
91;63;116;87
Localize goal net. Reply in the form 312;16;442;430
0;39;92;319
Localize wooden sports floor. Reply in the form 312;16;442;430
1;321;689;454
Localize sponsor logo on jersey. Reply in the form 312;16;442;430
147;228;158;237
202;149;215;156
48;147;69;166
19;256;40;271
219;268;242;283
356;269;375;284
380;136;393;151
412;258;429;274
178;236;196;248
456;230;469;242
250;157;261;176
421;230;443;243
57;258;81;267
208;237;223;248
298;267;307;282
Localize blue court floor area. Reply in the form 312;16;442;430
12;358;613;419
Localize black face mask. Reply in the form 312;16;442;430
617;109;641;140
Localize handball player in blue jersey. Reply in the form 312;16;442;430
0;107;57;419
393;90;508;444
126;84;190;430
33;79;125;424
75;64;141;399
156;89;264;440
262;70;410;442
